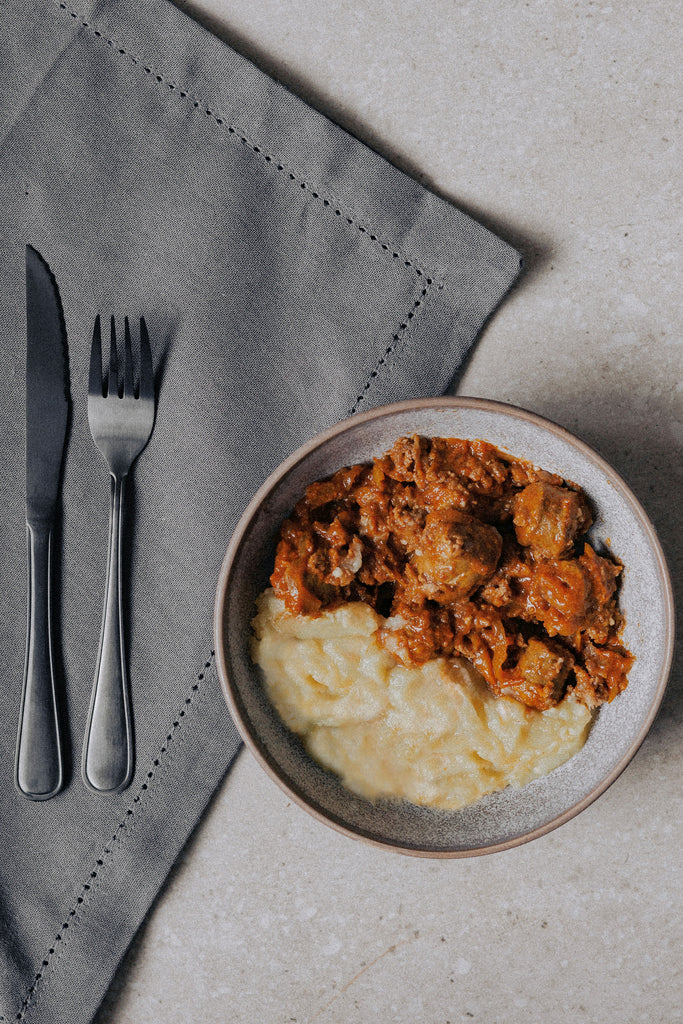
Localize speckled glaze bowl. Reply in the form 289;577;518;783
214;398;674;857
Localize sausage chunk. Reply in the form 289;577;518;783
528;545;620;641
572;642;633;709
513;482;592;558
412;509;503;600
502;637;573;711
529;558;592;637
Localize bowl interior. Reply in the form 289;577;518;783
216;399;673;855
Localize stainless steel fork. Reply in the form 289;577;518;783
83;315;155;793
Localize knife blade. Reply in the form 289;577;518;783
15;245;69;800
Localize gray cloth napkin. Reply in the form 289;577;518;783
0;1;521;1020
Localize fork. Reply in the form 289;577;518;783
82;315;155;793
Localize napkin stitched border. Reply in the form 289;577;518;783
2;6;450;1020
2;653;219;1023
52;1;446;420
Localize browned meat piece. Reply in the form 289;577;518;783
500;637;573;711
272;524;327;614
304;463;367;509
579;543;619;600
577;544;622;643
513;481;592;558
385;484;427;550
377;434;430;484
379;601;457;665
572;642;634;708
411;509;503;600
529;558;592;637
478;538;535;618
528;544;621;641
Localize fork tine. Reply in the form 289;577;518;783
108;316;120;398
89;315;104;396
123;316;135;398
138;318;154;402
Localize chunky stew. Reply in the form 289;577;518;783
270;435;633;712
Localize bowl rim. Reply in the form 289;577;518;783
214;396;676;857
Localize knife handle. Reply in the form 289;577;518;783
16;523;64;800
82;474;133;794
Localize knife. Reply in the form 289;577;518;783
15;245;69;800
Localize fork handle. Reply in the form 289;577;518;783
82;474;134;793
16;523;64;800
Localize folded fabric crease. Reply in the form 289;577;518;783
349;277;438;416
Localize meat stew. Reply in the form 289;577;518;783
270;435;633;712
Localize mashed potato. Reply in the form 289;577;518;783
251;588;593;810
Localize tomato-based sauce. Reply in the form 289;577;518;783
270;435;633;712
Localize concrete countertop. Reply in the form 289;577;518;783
95;2;681;1021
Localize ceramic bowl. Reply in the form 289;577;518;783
214;398;674;857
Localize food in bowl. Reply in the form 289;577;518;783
252;590;592;809
250;433;634;811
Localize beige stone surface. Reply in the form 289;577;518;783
95;2;681;1022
